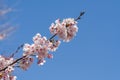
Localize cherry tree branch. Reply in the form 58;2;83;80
0;11;85;72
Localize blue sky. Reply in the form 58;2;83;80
0;0;120;80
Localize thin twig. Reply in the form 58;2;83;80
10;44;24;58
75;11;85;21
49;34;57;41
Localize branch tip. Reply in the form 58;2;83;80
75;11;85;21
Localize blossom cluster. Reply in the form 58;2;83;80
0;55;16;80
49;18;78;42
20;33;61;70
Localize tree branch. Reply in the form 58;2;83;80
0;12;85;72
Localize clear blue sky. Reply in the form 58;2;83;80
0;0;120;80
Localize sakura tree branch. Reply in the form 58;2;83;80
0;12;85;73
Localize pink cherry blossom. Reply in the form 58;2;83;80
48;40;61;51
49;18;78;42
22;33;60;68
19;57;33;70
23;43;36;56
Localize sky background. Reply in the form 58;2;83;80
0;0;120;80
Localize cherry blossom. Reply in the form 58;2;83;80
49;18;78;42
22;33;60;68
19;57;33;70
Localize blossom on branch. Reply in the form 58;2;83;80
19;57;33;70
22;33;60;67
49;18;78;42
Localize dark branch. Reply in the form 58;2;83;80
75;11;85;21
49;34;57;41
